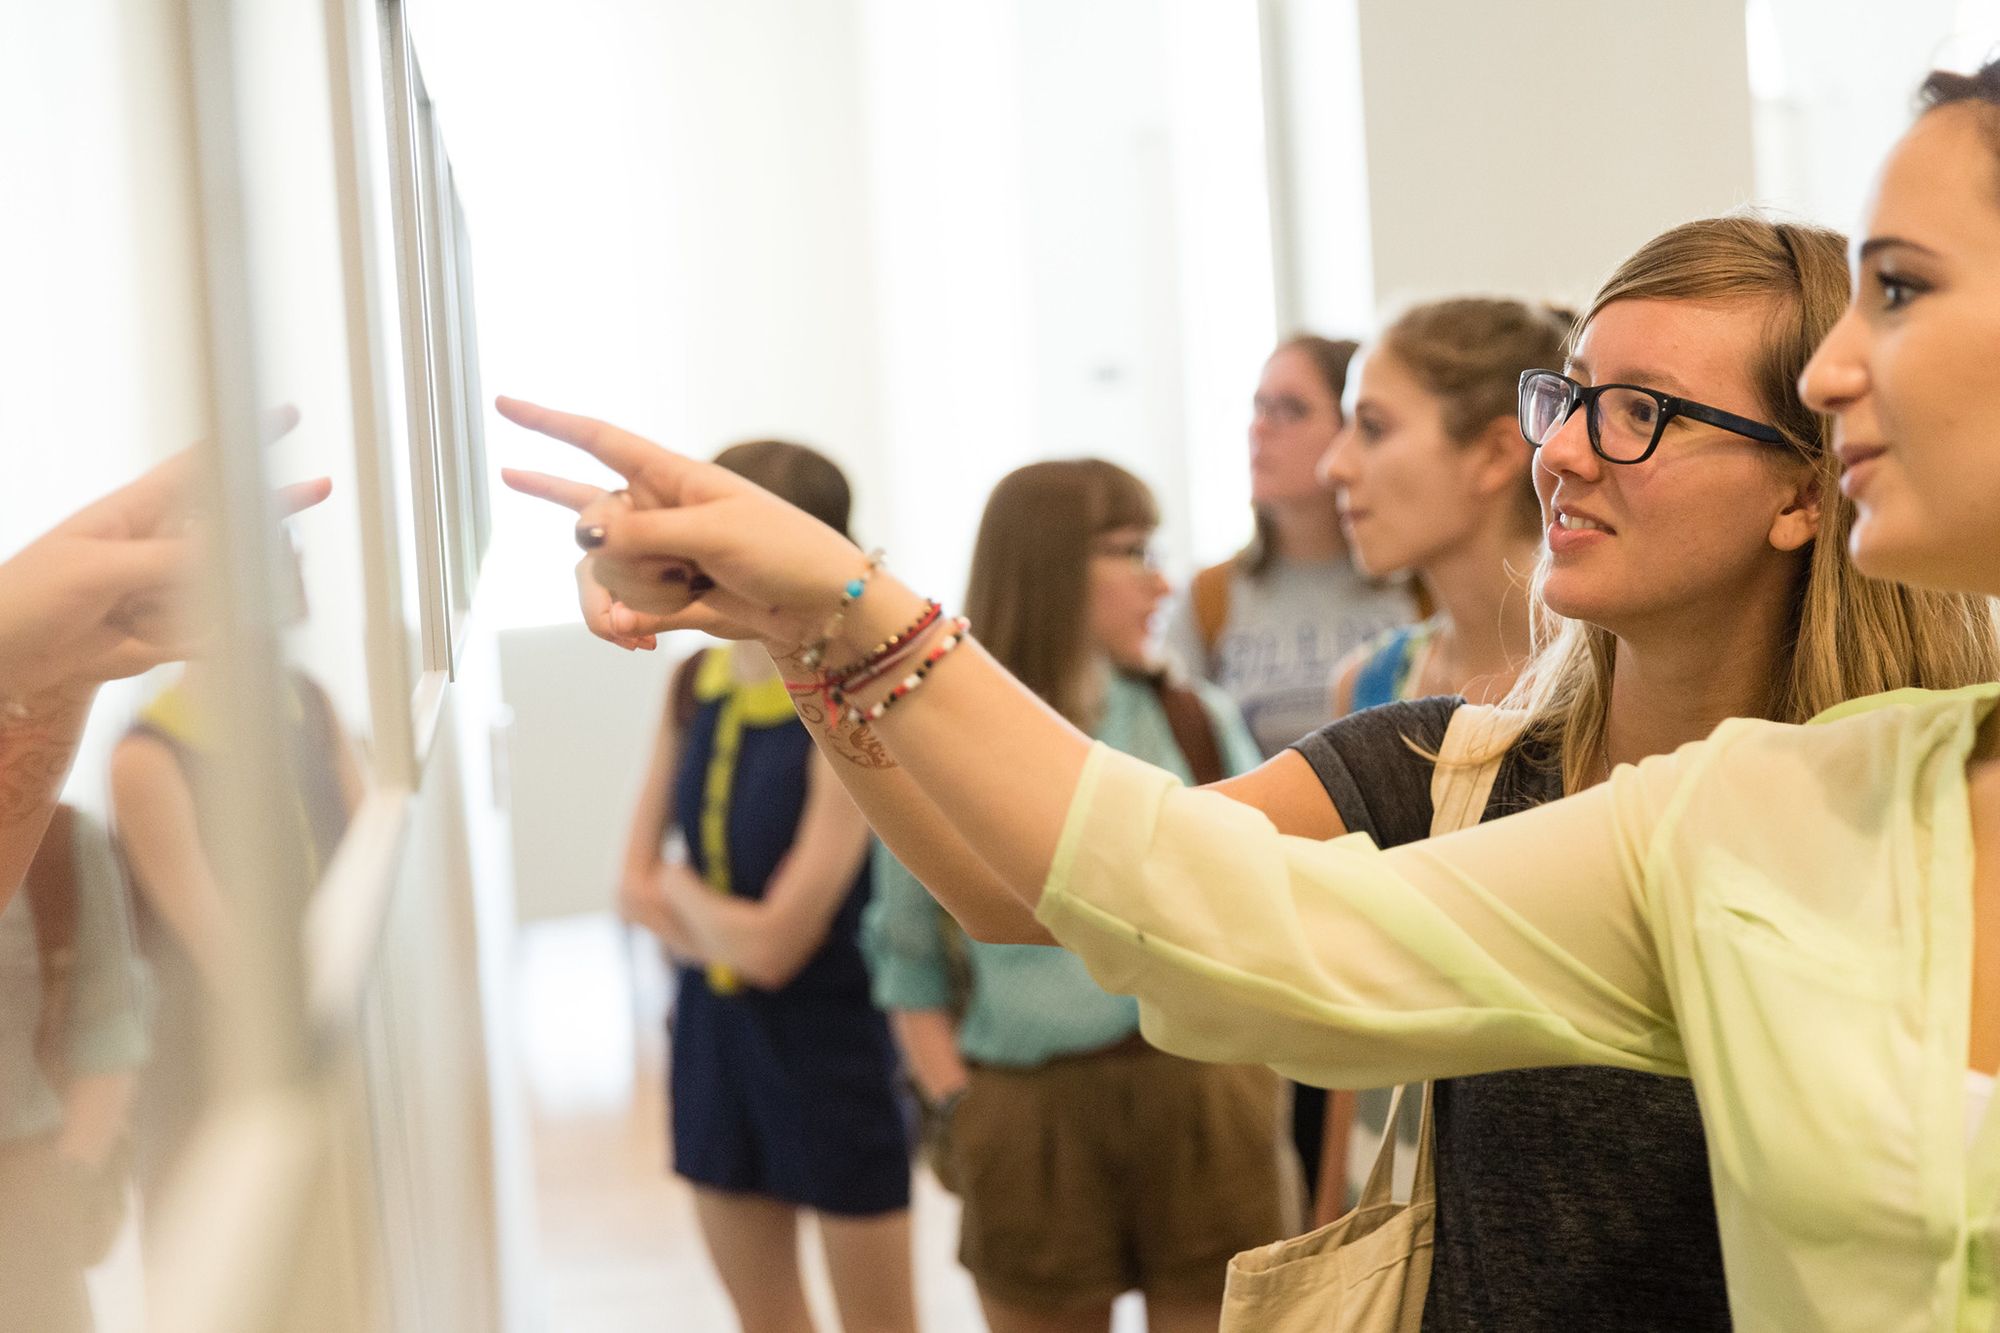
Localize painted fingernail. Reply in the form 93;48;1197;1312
575;524;606;550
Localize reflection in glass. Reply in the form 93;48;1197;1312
111;533;363;1219
0;808;147;1331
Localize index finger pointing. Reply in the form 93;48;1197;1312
501;467;606;514
495;396;698;495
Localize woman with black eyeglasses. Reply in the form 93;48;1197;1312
501;74;2000;1321
1223;215;1993;1330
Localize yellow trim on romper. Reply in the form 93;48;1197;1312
692;646;797;993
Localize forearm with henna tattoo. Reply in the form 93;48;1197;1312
0;685;94;913
0;687;92;821
784;676;898;771
772;644;900;768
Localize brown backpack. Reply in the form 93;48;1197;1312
1191;563;1234;662
1151;678;1227;787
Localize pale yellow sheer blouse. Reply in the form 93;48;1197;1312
1036;684;2000;1332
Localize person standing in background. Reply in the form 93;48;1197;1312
866;460;1287;1333
1313;297;1569;1215
112;539;363;1219
615;441;916;1333
1163;334;1420;760
1162;334;1424;1211
0;808;149;1333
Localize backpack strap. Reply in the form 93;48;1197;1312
1151;677;1227;787
24;804;79;1087
1190;563;1234;661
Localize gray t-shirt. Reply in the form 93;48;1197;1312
1291;698;1732;1333
1163;556;1411;759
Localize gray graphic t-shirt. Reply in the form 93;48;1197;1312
1163;556;1412;758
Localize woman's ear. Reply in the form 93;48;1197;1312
1470;414;1531;499
1768;468;1824;553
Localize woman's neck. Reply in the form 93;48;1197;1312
1419;520;1539;702
1263;497;1347;564
1600;565;1799;775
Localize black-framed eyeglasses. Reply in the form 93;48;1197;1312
1517;369;1788;464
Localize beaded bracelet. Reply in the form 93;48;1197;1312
841;617;972;726
828;641;930;715
827;600;944;695
828;634;934;712
799;549;886;671
788;603;942;716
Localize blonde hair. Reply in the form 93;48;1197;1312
1503;215;2000;791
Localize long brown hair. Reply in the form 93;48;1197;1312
1504;215;2000;790
1242;333;1359;578
966;459;1159;726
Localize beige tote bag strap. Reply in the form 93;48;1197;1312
1408;1080;1438;1204
1378;706;1526;1210
1428;704;1529;839
1355;1081;1416;1209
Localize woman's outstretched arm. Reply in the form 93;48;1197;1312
502;414;1340;941
494;399;1680;1090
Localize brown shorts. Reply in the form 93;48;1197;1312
949;1038;1293;1312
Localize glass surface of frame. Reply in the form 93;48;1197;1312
379;0;453;719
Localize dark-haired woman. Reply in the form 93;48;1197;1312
1161;334;1419;1205
1314;296;1565;1220
1164;335;1417;762
615;441;914;1333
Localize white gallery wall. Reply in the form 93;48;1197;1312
408;0;1278;919
1751;0;2000;231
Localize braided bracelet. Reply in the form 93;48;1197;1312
799;549;886;670
784;606;940;711
841;617;971;726
785;610;940;711
827;601;944;695
828;633;934;712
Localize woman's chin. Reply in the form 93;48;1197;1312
1850;518;1998;597
1845;508;1930;579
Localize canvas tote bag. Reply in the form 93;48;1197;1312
1219;704;1527;1333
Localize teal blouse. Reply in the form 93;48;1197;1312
863;669;1258;1068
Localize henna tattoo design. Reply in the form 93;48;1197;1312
789;691;899;770
0;688;92;821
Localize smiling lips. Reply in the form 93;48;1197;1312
1836;444;1888;498
1547;504;1615;552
